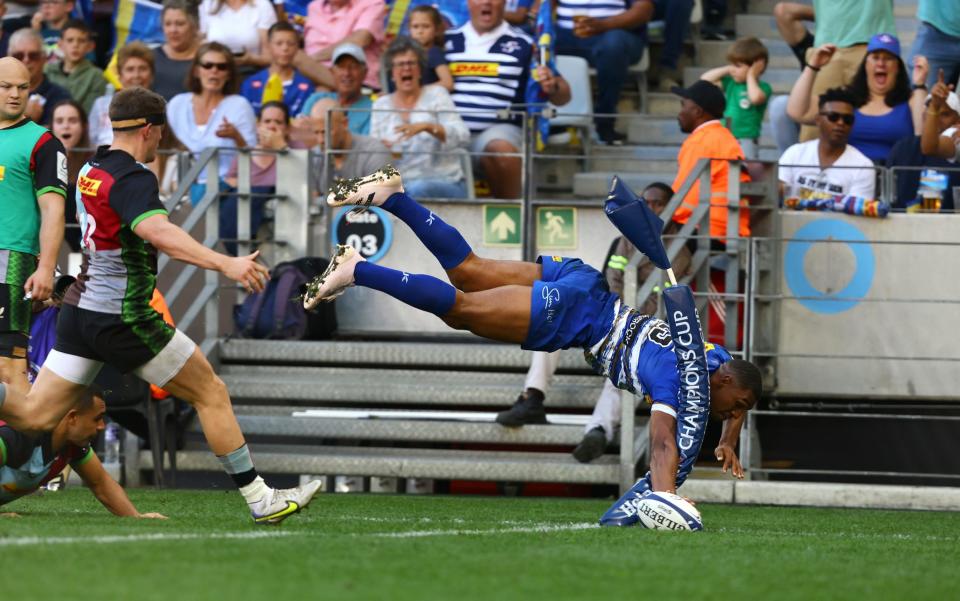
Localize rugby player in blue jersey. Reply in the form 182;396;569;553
304;167;762;493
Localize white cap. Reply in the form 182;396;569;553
926;91;960;115
332;43;366;65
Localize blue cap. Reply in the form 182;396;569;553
866;33;901;57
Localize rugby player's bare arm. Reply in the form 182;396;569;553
715;411;746;479
648;409;679;492
133;214;270;293
74;453;167;519
24;191;65;301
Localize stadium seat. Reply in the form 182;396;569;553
548;55;593;151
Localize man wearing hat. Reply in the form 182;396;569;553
905;69;960;211
299;42;374;135
670;79;750;346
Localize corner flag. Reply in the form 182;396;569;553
603;176;671;270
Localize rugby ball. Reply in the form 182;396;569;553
636;492;703;531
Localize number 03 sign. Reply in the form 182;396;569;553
331;206;394;263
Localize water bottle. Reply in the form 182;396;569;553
103;422;120;466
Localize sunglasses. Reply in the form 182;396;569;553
11;51;43;62
819;111;855;125
199;61;229;71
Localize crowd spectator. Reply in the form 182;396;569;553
788;34;925;164
88;42;154;147
8;28;71;125
300;43;373;135
790;0;894;142
406;5;452;91
199;0;277;73
909;0;960;90
768;2;815;155
50;99;90;251
650;0;695;93
295;96;390;188
43;19;104;114
32;0;73;58
220;101;291;254
912;72;960;211
504;0;537;34
302;0;386;91
370;37;470;199
700;37;771;159
167;42;257;204
671;80;749;346
153;0;201;101
0;0;12;57
555;0;650;145
240;22;313;116
446;0;569;199
779;88;876;202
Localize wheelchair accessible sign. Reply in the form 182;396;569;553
332;206;393;263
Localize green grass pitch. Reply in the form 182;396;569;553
2;489;958;600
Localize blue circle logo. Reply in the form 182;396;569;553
331;206;393;263
784;219;875;314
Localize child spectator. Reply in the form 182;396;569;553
43;19;105;113
240;21;314;116
31;0;74;58
701;37;772;159
407;5;452;91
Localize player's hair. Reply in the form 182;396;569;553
818;86;857;110
409;5;446;47
109;86;166;123
726;359;763;407
260;100;290;123
726;37;768;66
73;390;98;414
267;20;299;41
186;42;239;95
643;182;675;201
61;18;93;39
118;41;155;74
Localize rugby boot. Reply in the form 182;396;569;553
495;394;548;427
303;244;365;310
249;479;323;525
572;427;607;463
326;164;404;212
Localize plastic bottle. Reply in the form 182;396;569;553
103;422;120;466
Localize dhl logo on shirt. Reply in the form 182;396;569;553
449;62;499;77
77;175;102;196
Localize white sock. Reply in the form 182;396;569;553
239;476;270;505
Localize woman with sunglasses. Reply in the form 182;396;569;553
167;41;257;205
787;33;927;164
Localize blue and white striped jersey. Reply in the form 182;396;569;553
556;0;636;30
444;21;533;132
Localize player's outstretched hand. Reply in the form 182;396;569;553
715;442;745;479
136;512;168;519
24;265;54;302
221;251;270;293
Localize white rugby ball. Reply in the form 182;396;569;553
636;492;703;531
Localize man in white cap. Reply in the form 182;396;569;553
905;68;960;211
299;43;373;135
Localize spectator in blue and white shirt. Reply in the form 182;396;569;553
446;0;570;199
240;21;315;116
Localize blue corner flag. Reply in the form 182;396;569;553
603;176;672;270
525;2;556;151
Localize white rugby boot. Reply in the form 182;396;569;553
326;164;404;212
249;479;323;525
303;244;365;310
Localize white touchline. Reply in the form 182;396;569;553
0;531;301;548
367;522;600;539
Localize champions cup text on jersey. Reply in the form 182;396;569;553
0;421;93;504
444;21;533;131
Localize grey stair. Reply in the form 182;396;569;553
219;365;605;407
627;117;776;147
747;0;917;19
685;65;799;94
736;14;917;44
219;339;591;372
645;92;682;116
587;145;682;172
573;171;676;198
141;445;622;484
187;412;603;445
698;38;802;70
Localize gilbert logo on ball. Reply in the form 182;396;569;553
637;492;704;531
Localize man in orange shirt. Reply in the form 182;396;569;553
669;80;750;346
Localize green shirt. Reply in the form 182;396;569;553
43;59;107;114
721;75;772;140
813;0;896;48
0;119;68;256
919;0;960;38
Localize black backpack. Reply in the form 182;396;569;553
233;257;337;340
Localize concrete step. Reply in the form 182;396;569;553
627;116;776;147
685;65;798;94
573;171;676;198
142;444;623;484
218;339;592;372
586;144;681;172
698;38;803;70
735;13;917;44
746;0;917;19
188;410;620;446
646;91;682;116
219;365;606;408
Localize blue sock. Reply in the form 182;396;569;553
355;261;457;316
381;192;472;269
